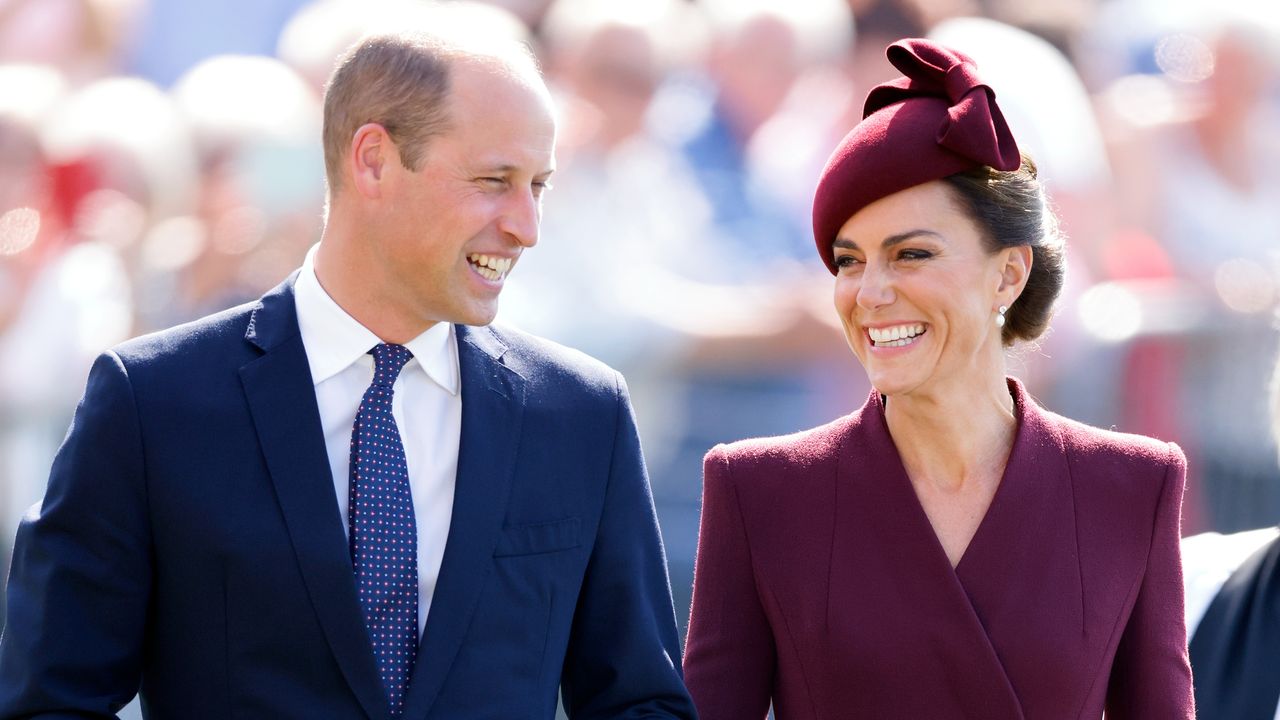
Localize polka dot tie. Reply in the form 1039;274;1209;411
349;343;417;716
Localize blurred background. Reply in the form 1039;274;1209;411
1;0;1278;711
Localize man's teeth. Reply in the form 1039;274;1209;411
467;253;512;281
869;323;926;347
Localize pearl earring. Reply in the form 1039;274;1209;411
995;305;1007;328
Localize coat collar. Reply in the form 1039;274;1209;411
240;277;526;719
824;377;1081;718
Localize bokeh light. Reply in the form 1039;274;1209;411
0;207;40;256
1078;282;1143;343
1155;32;1216;83
1215;258;1276;314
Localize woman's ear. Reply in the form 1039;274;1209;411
996;245;1033;306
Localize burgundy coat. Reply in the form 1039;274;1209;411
683;379;1194;719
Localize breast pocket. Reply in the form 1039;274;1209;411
450;515;583;707
493;516;581;557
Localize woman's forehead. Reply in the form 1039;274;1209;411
835;182;973;244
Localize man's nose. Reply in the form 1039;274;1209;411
498;189;540;248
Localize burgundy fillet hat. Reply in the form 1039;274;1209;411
812;38;1021;274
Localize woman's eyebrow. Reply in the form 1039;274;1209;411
833;229;942;251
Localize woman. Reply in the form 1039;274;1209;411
682;39;1195;719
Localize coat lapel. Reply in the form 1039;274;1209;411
237;276;388;720
400;324;525;719
826;390;1025;718
954;378;1086;704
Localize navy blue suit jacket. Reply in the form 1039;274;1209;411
0;276;695;719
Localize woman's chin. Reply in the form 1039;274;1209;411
867;373;916;399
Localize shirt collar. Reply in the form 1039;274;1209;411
294;244;459;395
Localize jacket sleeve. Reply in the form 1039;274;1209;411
0;351;152;719
559;372;697;719
1105;443;1195;718
682;445;773;720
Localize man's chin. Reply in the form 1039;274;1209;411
454;303;500;328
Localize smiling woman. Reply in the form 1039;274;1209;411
830;180;1030;400
684;38;1195;720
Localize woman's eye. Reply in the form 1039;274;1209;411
898;249;933;261
834;255;862;269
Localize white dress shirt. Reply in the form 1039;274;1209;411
294;246;461;636
1182;525;1280;720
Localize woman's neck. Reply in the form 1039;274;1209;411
883;373;1018;493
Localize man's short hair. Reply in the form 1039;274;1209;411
321;28;543;196
322;33;454;194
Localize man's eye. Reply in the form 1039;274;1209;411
480;177;507;187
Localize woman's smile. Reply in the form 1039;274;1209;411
866;323;927;348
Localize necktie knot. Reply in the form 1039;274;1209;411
370;343;413;388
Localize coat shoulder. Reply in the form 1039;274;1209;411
706;414;853;485
1034;405;1184;515
112;299;263;373
479;323;622;399
1044;407;1183;475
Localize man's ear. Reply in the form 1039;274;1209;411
349;123;395;199
996;244;1033;307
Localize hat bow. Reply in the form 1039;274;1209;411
864;39;1020;172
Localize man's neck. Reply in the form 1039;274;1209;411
312;227;433;346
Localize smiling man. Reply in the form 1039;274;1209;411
0;30;695;720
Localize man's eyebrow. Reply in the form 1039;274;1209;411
474;164;556;180
833;229;942;251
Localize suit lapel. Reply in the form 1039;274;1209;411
401;324;525;719
238;277;387;720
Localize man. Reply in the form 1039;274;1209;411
0;30;696;719
1182;348;1280;720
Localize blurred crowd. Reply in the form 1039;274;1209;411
2;0;1279;646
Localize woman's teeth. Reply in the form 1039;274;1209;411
869;323;926;347
468;253;512;281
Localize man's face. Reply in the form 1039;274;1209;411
374;60;556;329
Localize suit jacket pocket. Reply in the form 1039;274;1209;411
494;516;581;557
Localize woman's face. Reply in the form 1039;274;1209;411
832;180;1015;399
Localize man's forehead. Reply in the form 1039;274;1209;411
444;61;556;156
449;51;545;95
